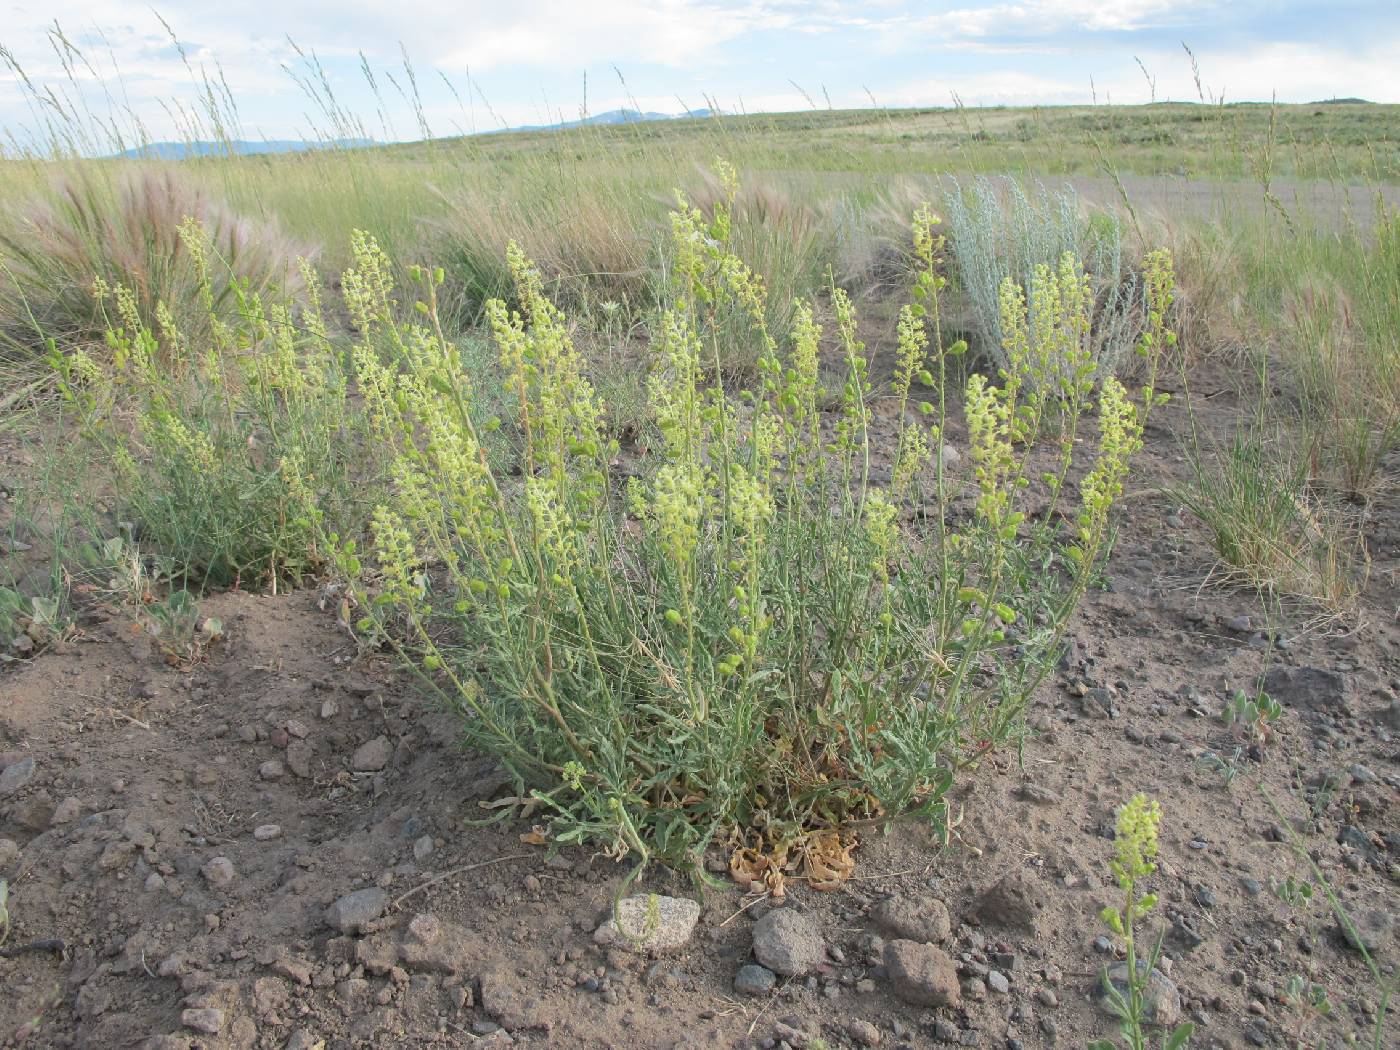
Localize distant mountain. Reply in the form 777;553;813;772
112;109;716;158
114;138;374;160
497;107;716;134
1308;97;1373;105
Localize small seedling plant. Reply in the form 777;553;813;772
1091;794;1195;1050
346;166;1173;882
1282;974;1335;1048
1221;686;1282;747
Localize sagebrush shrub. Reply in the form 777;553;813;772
350;170;1172;882
944;177;1143;384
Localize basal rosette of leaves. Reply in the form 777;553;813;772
349;164;1171;884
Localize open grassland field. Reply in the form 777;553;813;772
0;100;1397;1050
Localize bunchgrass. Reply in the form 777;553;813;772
0;167;304;376
1178;429;1365;613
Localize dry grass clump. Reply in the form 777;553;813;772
824;179;934;296
432;174;657;327
0;168;307;368
433;165;834;378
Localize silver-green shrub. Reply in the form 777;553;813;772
943;176;1142;383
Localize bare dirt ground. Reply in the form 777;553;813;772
1;366;1397;1050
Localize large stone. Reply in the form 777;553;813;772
974;871;1044;930
594;894;701;955
1097;961;1181;1027
350;736;392;773
285;741;314;779
872;894;952;944
752;908;826;977
884;939;960;1008
324;888;387;934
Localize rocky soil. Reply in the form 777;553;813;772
1;371;1398;1050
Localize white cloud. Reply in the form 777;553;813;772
1;1;1396;145
1137;41;1400;105
881;70;1089;107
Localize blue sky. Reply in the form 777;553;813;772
2;1;1397;146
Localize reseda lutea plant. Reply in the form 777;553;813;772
51;219;364;589
352;169;1171;882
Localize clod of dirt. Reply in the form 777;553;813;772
752;906;827;976
480;965;551;1031
0;754;35;796
871;893;952;943
1342;909;1394;955
180;1006;226;1034
351;735;393;772
1262;665;1350;714
398;912;476;973
973;870;1044;929
1097;961;1181;1026
593;893;701;955
883;939;961;1007
200;855;236;888
8;790;52;830
324;887;388;933
845;1017;883;1046
0;836;19;875
50;795;80;823
1375;699;1400;730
